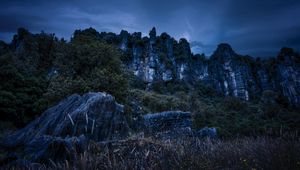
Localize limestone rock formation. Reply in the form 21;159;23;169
142;111;218;139
208;44;256;100
112;27;300;106
1;92;130;163
9;27;299;106
194;127;217;138
2;92;130;148
78;27;298;106
143;111;192;134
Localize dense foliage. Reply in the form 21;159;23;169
0;28;299;137
0;28;129;127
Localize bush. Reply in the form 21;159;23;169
129;89;188;113
47;35;129;104
128;74;147;90
0;54;48;126
192;93;300;137
151;80;166;94
260;90;282;118
165;80;190;94
221;96;248;112
192;80;219;97
0;29;130;128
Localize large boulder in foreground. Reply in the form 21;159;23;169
2;92;130;148
1;92;130;165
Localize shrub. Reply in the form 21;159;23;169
0;29;130;127
48;35;129;104
129;89;189;113
165;80;190;94
260;90;282;118
0;54;48;126
221;96;248;112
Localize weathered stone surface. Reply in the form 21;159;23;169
194;127;217;138
119;30;130;51
0;135;87;166
6;27;300;105
208;44;256;101
118;29;300;106
143;111;217;139
1;92;130;163
274;48;300;105
143;111;192;134
2;92;130;148
72;28;300;106
24;135;87;163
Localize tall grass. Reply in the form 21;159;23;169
4;136;300;170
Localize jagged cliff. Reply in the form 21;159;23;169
79;27;299;106
3;27;300;106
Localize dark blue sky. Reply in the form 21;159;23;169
0;0;299;57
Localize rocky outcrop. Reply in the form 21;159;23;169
274;48;300;105
32;27;299;106
5;27;299;105
112;28;300;106
208;44;257;100
143;111;192;134
2;92;130;147
117;27;191;84
142;111;217;139
194;127;217;138
24;135;87;163
1;92;130;163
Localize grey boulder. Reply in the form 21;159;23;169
1;92;130;163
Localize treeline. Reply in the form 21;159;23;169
0;28;129;127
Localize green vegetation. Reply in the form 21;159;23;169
0;53;48;127
6;136;300;169
46;35;129;104
129;89;189;113
0;28;129;127
128;79;299;137
192;95;299;137
0;27;299;138
1;27;300;169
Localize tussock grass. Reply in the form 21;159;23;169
5;136;300;170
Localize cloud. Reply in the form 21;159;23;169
190;41;216;56
0;0;299;57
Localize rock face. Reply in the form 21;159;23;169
142;111;217;139
208;44;256;100
194;127;217;138
1;92;130;163
67;28;300;106
24;135;87;163
5;27;300;105
100;28;300;106
143;111;193;139
143;111;192;134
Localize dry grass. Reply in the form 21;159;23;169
3;136;300;170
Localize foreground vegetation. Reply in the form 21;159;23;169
4;136;300;169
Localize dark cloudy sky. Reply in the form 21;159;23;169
0;0;299;57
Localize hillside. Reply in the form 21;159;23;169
0;28;299;169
